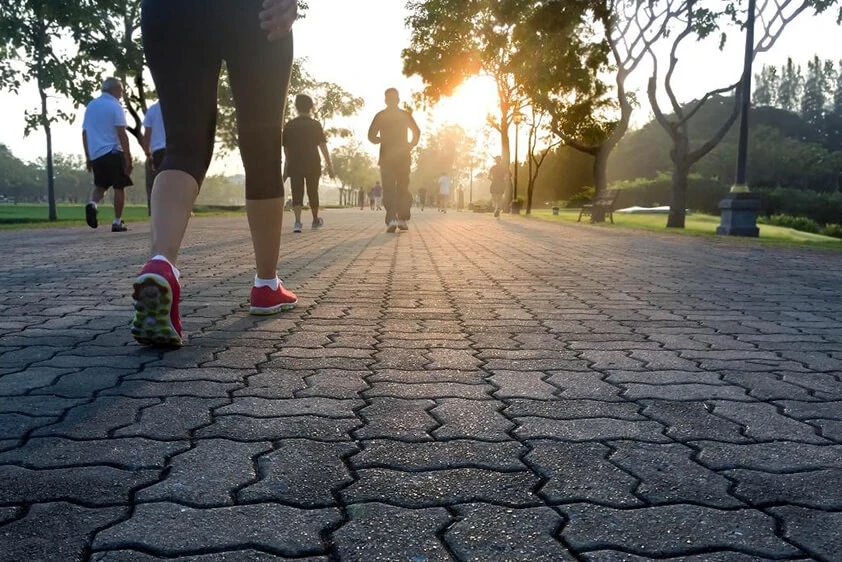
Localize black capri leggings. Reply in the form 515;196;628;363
141;0;293;200
289;173;320;208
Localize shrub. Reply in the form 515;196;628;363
566;187;595;208
820;223;842;239
758;214;821;233
610;173;729;213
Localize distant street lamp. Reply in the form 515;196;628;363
512;112;525;206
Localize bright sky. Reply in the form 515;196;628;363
0;1;838;174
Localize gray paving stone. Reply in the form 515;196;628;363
195;414;360;441
364;381;492;400
124;367;256;383
768;506;842;561
489;371;558;399
721;371;817;400
343;467;541;508
781;371;842;399
504;399;643;420
545;372;624;399
446;503;574;561
0;502;125;562
0;465;159;505
235;369;309;398
113;397;229;439
641;400;750;442
726;468;842;508
354;398;436;441
216;396;362;418
368;369;487;384
333;503;452;562
29;367;134;398
581;552;772;561
812;419;842;441
91;549;321;560
604;369;723;385
239;440;358;507
0;436;188;469
0;413;58;440
559;503;800;558
0;395;84;416
101;380;242;398
30;396;160;438
92;503;341;557
137;440;271;506
622;383;752;401
351;439;526;471
777;400;842;420
694;441;842;471
514;417;670;442
431;399;514;441
297;369;369;398
709;401;829;443
0;367;74;394
609;441;742;507
524;440;641;507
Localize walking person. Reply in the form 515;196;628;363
367;88;420;233
131;0;298;347
82;77;134;232
372;181;383;210
282;94;334;233
142;100;166;216
417;186;427;211
437;172;451;213
489;156;508;218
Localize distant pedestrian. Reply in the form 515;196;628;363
142;100;166;216
131;0;298;347
456;186;465;212
418;186;427;211
82;77;134;232
282;94;334;233
437;172;451;213
372;181;383;210
368;88;420;232
489;156;508;218
359;186;366;210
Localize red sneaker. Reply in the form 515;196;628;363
249;284;298;315
131;259;183;346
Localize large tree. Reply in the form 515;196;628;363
752;64;779;106
412;124;477;196
0;0;99;220
403;0;525;189
516;0;679;222
777;57;803;113
646;0;837;228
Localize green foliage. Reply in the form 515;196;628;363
565;187;594;208
610;174;729;214
412;124;476;194
332;143;378;190
821;223;842;238
758;187;842;226
757;214;821;233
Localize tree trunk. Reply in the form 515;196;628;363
40;87;57;221
590;146;610;223
526;153;534;214
667;132;690;228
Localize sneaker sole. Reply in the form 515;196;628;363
131;274;183;346
86;206;98;229
249;301;297;315
386;226;397;233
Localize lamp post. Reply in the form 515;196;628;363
716;0;760;237
512;112;524;205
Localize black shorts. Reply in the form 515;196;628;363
92;152;133;189
151;149;166;171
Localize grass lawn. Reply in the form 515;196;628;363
528;208;842;250
0;203;244;230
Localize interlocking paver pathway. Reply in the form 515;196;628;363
1;209;841;561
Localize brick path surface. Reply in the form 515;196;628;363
1;208;841;561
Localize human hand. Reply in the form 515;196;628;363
260;0;297;41
124;157;133;176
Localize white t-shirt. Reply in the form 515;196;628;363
438;175;451;195
82;93;127;160
142;102;166;153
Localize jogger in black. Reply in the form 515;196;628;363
131;0;299;346
367;88;420;233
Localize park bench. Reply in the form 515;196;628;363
577;189;619;223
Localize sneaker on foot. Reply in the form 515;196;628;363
312;217;324;229
132;259;183;346
397;219;409;231
112;220;128;232
494;208;501;218
85;203;98;229
292;221;303;233
386;220;398;233
250;284;298;315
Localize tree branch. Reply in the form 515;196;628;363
687;84;743;164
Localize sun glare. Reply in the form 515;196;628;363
426;75;500;133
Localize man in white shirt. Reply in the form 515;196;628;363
142;101;166;215
437;172;451;213
82;77;134;232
